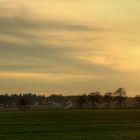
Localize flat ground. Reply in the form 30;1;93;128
0;109;140;140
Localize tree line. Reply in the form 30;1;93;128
0;88;140;110
77;88;140;109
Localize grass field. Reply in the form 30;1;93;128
0;109;140;140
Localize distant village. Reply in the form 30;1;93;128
0;88;140;111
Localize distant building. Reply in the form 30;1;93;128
52;102;61;107
65;100;73;109
34;101;39;107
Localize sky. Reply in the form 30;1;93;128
0;0;140;96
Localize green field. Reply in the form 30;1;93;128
0;109;140;140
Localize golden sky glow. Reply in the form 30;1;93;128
0;0;140;95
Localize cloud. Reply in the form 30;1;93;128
0;13;115;77
0;16;104;36
0;15;135;78
0;0;140;95
0;39;120;76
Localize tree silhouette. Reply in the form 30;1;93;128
134;95;140;108
103;92;113;108
88;92;101;108
77;95;87;109
114;88;126;108
17;98;29;111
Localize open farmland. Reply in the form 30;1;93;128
0;109;140;140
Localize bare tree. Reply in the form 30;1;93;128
88;92;101;108
114;88;126;108
134;95;140;108
17;98;29;111
77;94;87;109
103;92;113;108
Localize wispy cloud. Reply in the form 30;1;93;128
0;0;140;95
